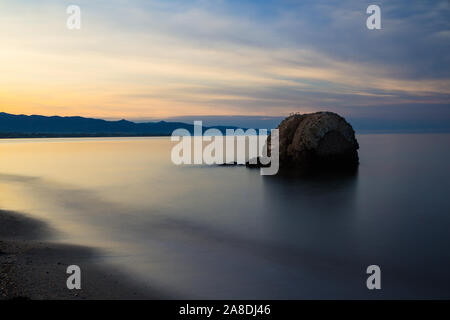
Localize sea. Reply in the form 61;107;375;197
1;133;449;299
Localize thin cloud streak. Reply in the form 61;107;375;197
0;0;448;123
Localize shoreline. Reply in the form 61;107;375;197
0;134;171;139
0;209;170;300
1;132;449;140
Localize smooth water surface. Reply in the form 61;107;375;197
1;134;449;298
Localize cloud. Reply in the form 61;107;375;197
0;0;448;124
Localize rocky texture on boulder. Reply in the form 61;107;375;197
269;112;359;170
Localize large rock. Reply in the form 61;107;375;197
269;112;359;170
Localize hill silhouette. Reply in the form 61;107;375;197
0;112;240;138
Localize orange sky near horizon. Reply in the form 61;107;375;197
1;1;449;121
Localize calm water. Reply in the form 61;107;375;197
1;134;450;299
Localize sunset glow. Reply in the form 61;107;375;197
0;1;449;121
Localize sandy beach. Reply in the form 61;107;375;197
0;209;169;300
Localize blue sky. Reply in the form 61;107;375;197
0;0;449;131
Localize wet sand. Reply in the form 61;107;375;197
0;210;170;300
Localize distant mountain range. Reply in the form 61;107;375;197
0;112;242;138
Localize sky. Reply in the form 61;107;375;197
0;0;449;130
